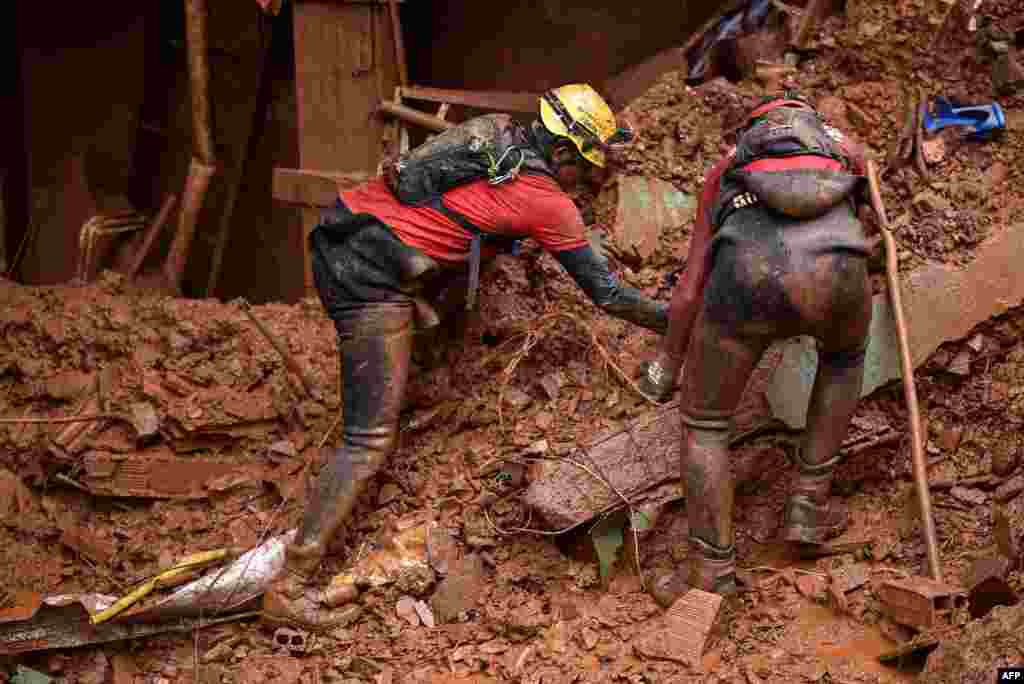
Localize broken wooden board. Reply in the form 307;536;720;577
79;450;267;499
769;221;1024;429
523;346;783;531
522;401;682;532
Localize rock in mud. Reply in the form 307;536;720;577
430;555;487;624
920;603;1024;683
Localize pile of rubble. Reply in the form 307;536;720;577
3;0;1024;680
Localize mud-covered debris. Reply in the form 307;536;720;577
634;589;723;666
967;556;1018;619
272;627;308;654
503;387;533;411
377;483;402;506
238;656;315;684
268;440;298;460
796;574;826;599
430;554;487;624
322;582;359;608
538;371;566;402
612;176;695;265
111;654;137;684
994;507;1019;562
413;599;435;628
995;474;1024;503
426;524;460;575
920;603;1024;683
877;577;968;630
0;469;38;526
992;445;1019;477
951;487;987;507
829;564;869;595
522;401;682;531
129;402;160;444
327;604;362;631
395;596;420;626
993;49;1024;94
78;451;267;500
328;518;434;595
59;525;116;565
948;350;972;376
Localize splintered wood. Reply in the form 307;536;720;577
634;590;723;665
521;401;682;531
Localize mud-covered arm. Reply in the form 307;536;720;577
665;157;730;361
554;245;668;334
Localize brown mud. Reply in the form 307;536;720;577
3;0;1024;681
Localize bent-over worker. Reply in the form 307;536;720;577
263;84;667;630
638;93;873;602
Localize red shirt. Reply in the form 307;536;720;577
339;175;588;263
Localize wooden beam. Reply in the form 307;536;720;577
272;167;373;208
379;100;454;133
399;85;539;114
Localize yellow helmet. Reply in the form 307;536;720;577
539;84;632;168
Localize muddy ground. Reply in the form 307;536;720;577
3;0;1024;681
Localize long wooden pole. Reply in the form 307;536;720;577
164;0;218;293
866;160;943;583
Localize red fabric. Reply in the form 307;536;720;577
339;176;587;263
745;99;813;122
660;153;733;369
740;155;843;172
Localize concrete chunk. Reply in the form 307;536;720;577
613;176;695;264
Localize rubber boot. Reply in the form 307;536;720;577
780;349;863;545
781;449;848;545
651;419;737;608
262;304;413;632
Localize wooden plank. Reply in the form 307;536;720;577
293;0;399;296
400;85;540;114
379;100;454;133
272;167;373;208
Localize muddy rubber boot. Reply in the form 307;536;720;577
262;295;414;632
781;450;848;545
649;537;737;609
262;542;351;633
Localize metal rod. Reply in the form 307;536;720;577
378;100;454;133
400;85;539;113
866;160;943;583
128;194;177;278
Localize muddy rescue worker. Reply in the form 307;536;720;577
637;93;873;603
263;84;667;630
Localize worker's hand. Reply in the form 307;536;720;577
637;357;676;404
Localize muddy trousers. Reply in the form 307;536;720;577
680;241;871;593
263;220;420;631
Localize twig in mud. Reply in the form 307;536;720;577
0;413;119;425
483;451;648;587
481;505;576;537
239;300;317;399
56;472;92;493
746;566;827;578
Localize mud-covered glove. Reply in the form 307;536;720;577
554;245;667;334
637;354;677;404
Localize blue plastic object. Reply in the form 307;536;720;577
922;97;1006;139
